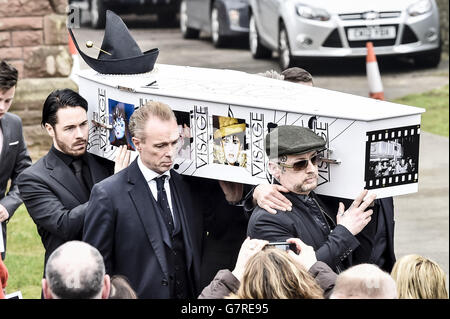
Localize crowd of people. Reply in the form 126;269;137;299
371;158;416;178
0;59;448;300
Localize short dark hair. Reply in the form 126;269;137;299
281;67;313;85
0;60;18;92
41;89;88;127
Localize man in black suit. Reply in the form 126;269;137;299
0;61;32;260
83;101;222;299
17;89;129;272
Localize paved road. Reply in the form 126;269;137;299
74;16;449;276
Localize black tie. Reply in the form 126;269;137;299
155;176;175;235
71;159;89;198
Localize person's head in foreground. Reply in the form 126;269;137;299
109;275;138;299
42;241;110;299
330;263;397;299
228;246;324;299
391;254;448;299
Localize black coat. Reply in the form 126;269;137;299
17;149;113;268
198;181;249;290
82;160;209;299
317;195;395;271
247;191;364;272
370;197;396;272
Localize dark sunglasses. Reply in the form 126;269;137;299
278;153;322;171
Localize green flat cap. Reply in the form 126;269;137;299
265;125;326;158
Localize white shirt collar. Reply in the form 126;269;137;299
137;156;171;183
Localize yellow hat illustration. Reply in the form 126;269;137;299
214;116;246;139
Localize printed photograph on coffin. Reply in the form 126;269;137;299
108;99;136;151
174;110;193;160
365;125;420;189
213;115;248;168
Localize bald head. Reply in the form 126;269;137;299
44;241;108;299
330;264;397;299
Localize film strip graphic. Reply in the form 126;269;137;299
364;125;420;190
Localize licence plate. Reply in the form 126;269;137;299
347;26;396;41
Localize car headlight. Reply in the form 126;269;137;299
229;9;240;27
407;0;432;16
296;3;330;21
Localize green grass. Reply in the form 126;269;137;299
392;85;449;137
3;205;44;299
2;85;448;299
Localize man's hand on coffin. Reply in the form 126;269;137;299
253;184;292;215
336;189;376;236
218;180;244;204
114;145;131;174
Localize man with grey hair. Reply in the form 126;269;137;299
330;263;397;299
42;240;110;299
83;101;236;299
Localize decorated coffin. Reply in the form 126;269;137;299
78;64;424;199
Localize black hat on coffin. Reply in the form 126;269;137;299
68;10;159;74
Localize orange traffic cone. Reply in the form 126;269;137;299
366;42;384;100
69;33;80;83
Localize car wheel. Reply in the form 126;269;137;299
414;40;442;68
180;0;200;39
278;23;294;70
211;4;227;47
90;0;106;29
249;13;272;59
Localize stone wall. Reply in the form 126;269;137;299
1;0;76;158
436;0;449;53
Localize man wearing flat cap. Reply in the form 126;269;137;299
247;125;377;272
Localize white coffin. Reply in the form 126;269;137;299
78;64;425;199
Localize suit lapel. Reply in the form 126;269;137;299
85;153;109;183
0;117;10;162
127;160;170;275
45;151;89;203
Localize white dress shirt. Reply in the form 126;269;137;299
137;156;175;219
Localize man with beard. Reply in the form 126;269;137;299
247;125;376;272
17;89;129;275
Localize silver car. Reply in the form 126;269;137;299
249;0;442;70
180;0;250;47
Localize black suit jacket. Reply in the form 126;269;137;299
0;113;32;257
83;159;206;299
17;148;113;268
320;195;395;271
371;197;396;272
